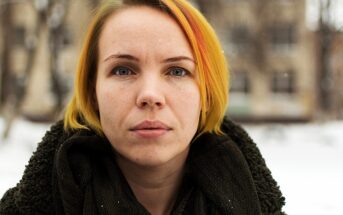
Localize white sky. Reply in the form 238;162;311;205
306;0;343;30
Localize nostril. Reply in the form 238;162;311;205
136;94;165;108
139;100;162;107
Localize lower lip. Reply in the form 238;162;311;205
131;129;169;138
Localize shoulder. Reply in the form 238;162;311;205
189;118;286;214
0;120;71;214
220;117;286;214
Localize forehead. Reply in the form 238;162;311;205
98;6;193;58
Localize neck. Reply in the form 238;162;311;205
116;153;188;215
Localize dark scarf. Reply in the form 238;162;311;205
0;118;285;214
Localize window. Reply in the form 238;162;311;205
230;70;250;93
279;0;294;5
271;70;295;93
62;26;73;47
230;25;250;52
269;24;297;51
13;26;26;47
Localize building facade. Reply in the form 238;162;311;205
329;32;343;119
203;0;317;121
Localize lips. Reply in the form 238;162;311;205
129;120;172;138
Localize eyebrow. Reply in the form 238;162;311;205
162;56;195;64
104;54;139;62
104;54;195;64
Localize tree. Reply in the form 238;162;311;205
0;2;13;106
1;0;72;139
317;0;335;113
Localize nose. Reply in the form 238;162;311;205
136;76;166;110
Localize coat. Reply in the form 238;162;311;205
0;118;286;214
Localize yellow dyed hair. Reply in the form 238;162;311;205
64;0;229;136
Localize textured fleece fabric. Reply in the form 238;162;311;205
0;118;286;214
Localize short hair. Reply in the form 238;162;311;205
64;0;229;137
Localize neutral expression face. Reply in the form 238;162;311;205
96;6;201;167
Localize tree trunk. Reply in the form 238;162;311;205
0;3;13;106
318;0;334;113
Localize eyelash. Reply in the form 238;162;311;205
111;66;136;76
166;67;191;77
110;66;191;77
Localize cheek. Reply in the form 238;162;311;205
172;87;201;149
96;83;133;124
97;80;130;105
171;82;201;126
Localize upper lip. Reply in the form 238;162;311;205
130;120;171;131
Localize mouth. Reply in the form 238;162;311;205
129;120;172;138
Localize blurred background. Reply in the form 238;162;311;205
0;0;342;214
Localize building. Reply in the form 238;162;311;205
202;0;317;122
329;32;343;119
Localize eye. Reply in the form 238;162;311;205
167;67;189;77
111;66;135;76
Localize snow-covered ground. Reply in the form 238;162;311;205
245;122;343;215
0;118;342;214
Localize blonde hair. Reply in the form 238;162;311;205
64;0;229;136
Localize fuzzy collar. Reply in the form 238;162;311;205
53;127;262;214
0;118;285;214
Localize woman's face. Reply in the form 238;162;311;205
96;6;201;167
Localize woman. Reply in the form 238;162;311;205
0;0;285;214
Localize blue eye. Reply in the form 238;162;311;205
168;67;189;77
112;66;134;76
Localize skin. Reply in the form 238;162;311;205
96;6;201;215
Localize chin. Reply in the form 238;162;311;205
131;153;173;168
115;142;190;169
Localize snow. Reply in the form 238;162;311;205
245;122;343;215
1;118;343;214
0;118;49;197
